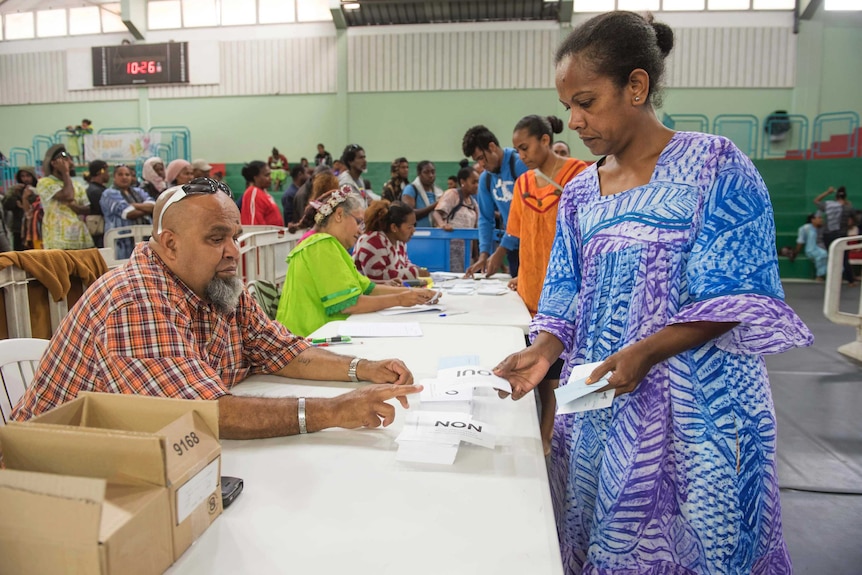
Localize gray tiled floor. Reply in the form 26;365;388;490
770;282;862;574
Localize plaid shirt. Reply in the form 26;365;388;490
12;243;310;421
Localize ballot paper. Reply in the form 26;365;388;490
472;273;512;280
378;304;445;315
396;441;459;465
435;365;512;394
556;389;614;414
419;378;475;402
477;286;509;296
337;322;423;338
430;272;463;281
555;361;614;414
397;411;496;449
446;287;476;296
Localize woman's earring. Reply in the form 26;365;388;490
634;96;641;102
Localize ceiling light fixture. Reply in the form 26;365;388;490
342;2;361;9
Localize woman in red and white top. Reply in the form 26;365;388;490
240;160;284;226
353;200;429;283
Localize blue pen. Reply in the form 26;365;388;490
438;311;468;317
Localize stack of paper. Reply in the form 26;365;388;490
396;412;496;464
554;361;615;414
397;362;511;465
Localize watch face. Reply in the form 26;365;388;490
92;42;189;86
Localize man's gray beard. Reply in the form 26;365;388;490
205;276;243;314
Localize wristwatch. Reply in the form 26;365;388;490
348;357;362;383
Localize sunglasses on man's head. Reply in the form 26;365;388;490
156;177;233;235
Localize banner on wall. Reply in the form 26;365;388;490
83;133;162;163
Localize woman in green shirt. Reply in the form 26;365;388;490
276;186;439;337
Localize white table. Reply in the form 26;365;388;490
347;282;532;334
168;322;562;575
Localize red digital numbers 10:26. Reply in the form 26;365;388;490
126;60;162;75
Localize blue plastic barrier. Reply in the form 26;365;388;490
406;228;502;273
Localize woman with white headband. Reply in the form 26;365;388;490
276;186;440;337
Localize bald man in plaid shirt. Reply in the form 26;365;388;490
12;178;421;438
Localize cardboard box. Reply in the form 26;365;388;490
0;392;222;561
0;467;173;574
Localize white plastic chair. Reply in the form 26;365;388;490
0;338;49;425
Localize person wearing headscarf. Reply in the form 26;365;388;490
141;157;168;199
276;186;438;337
3;167;38;250
35;143;93;250
165;159;193;187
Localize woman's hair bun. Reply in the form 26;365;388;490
652;21;674;58
547;116;564;135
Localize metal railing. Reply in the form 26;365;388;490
812;111;859;159
713;114;759;158
823;236;862;362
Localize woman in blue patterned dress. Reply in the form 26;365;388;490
494;12;813;575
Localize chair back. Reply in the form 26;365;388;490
0;338;49;425
247;280;280;320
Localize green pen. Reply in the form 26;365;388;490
309;336;352;344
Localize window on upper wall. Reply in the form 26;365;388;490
36;8;67;38
221;0;257;26
573;0;615;11
297;0;334;22
618;0;660;10
183;0;219;27
6;12;35;40
0;16;3;41
259;0;296;23
708;0;751;8
149;0;182;29
101;4;127;33
69;6;102;36
663;0;706;8
574;0;794;9
824;0;862;9
753;0;795;8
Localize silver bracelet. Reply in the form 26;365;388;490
298;397;307;434
348;357;362;383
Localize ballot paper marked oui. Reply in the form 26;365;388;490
435;365;512;394
555;361;614;414
397;411;496;449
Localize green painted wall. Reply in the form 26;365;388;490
820;27;862;116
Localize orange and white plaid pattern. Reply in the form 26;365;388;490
12;242;309;421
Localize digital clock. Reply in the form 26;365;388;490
92;42;189;86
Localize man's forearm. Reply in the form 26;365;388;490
218;395;335;439
277;346;354;381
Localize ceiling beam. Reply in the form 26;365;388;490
799;0;822;20
121;0;146;40
329;0;348;29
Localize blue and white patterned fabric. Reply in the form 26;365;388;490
532;132;813;574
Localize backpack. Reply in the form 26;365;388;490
445;189;476;223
